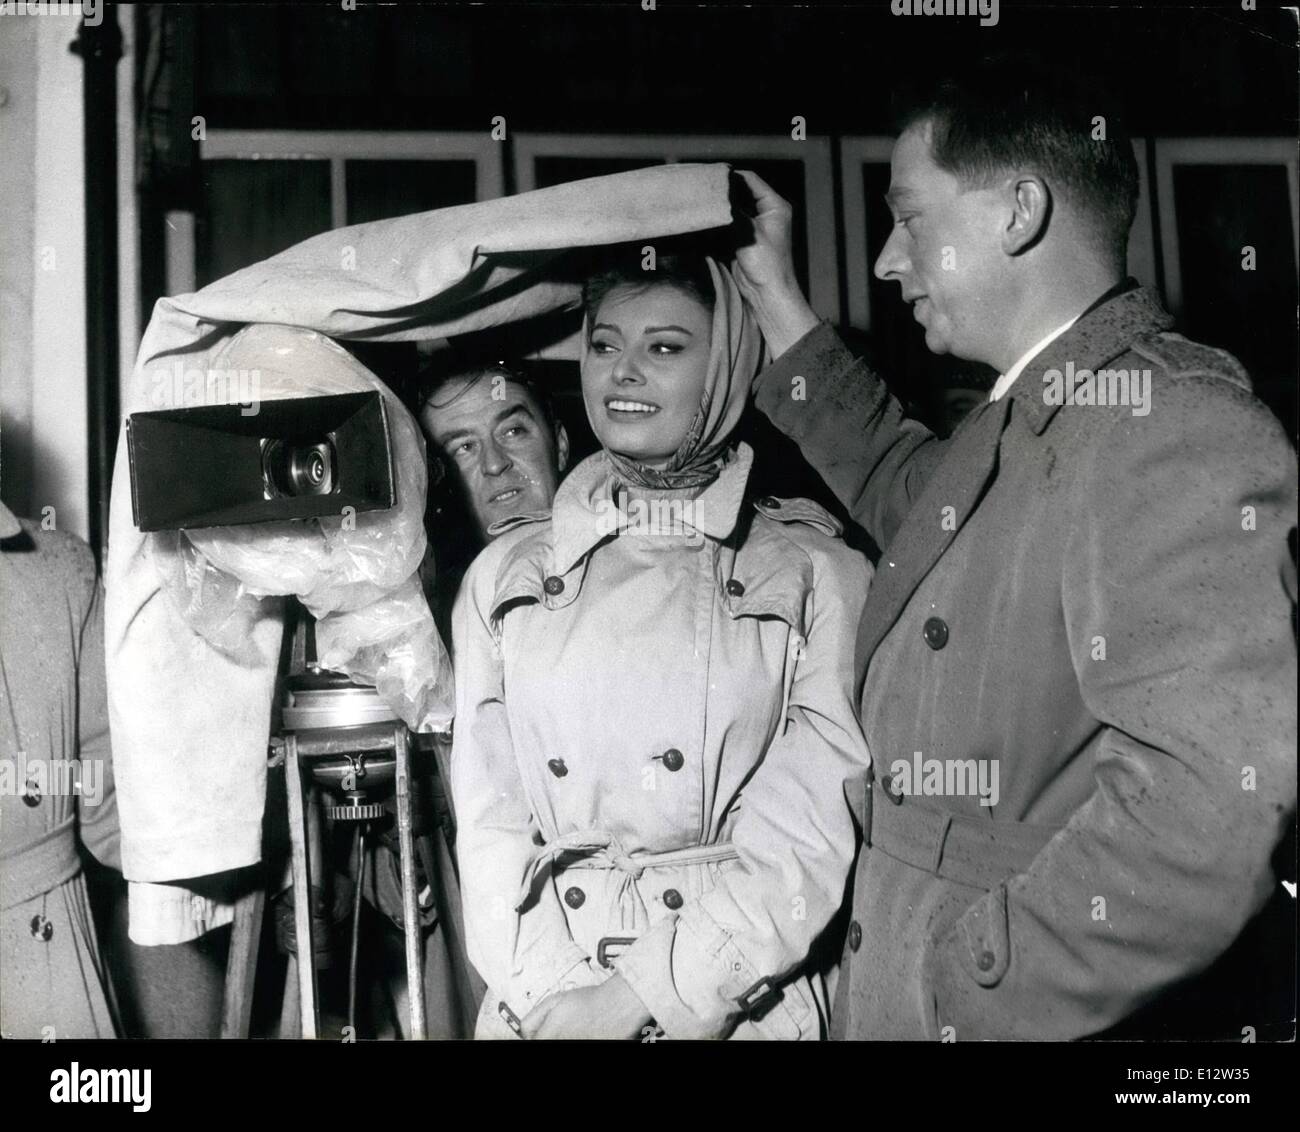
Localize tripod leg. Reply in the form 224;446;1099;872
394;726;426;1040
220;883;265;1038
285;734;319;1038
279;955;301;1039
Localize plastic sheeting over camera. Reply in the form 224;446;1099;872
105;162;733;883
154;324;450;736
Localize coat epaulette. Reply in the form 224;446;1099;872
752;495;843;538
484;509;552;539
1131;331;1252;392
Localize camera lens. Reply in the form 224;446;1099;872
262;439;335;498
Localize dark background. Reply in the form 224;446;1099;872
128;0;1300;566
136;1;1298;496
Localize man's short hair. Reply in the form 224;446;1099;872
418;357;558;434
897;54;1139;264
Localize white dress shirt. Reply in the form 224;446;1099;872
988;315;1081;402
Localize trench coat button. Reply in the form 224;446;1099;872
758;496;779;509
547;758;568;778
976;950;996;972
663;888;684;911
30;914;53;942
661;748;684;772
543;575;565;596
879;773;904;805
725;579;745;598
563;886;585;909
22;781;40;807
923;616;949;650
847;920;862;952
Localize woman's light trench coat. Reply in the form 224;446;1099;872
451;444;873;1039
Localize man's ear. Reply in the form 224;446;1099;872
1001;174;1051;256
554;422;571;474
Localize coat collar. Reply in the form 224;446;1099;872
548;443;754;576
1006;285;1174;435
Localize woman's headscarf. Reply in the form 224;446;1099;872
579;256;764;491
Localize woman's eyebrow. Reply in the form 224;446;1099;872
644;325;693;335
591;322;621;335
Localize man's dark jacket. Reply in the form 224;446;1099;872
754;287;1297;1039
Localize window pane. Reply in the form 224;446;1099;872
345;159;479;225
197;159;331;287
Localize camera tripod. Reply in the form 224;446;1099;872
219;611;459;1040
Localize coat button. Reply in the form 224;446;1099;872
22;780;40;807
976;950;996;972
923;616;949;650
878;772;904;805
660;748;684;772
758;496;779;509
563;886;585;909
725;579;745;598
848;920;862;952
663;888;684;911
547;758;568;778
30;914;53;942
543;575;565;596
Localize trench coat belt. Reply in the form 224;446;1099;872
515;829;739;913
0;817;81;911
867;790;1060;892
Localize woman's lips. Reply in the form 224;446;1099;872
605;397;661;419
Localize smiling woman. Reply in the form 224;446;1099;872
580;253;715;474
449;244;875;1041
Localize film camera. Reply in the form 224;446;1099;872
125;391;394;531
125;388;443;1039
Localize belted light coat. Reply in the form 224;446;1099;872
450;444;873;1039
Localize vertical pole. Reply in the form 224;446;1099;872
220;884;266;1039
395;727;426;1040
284;734;318;1038
70;8;123;565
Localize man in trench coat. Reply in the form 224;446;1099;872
731;58;1297;1040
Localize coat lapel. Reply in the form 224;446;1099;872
851;286;1175;688
854;393;1011;684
